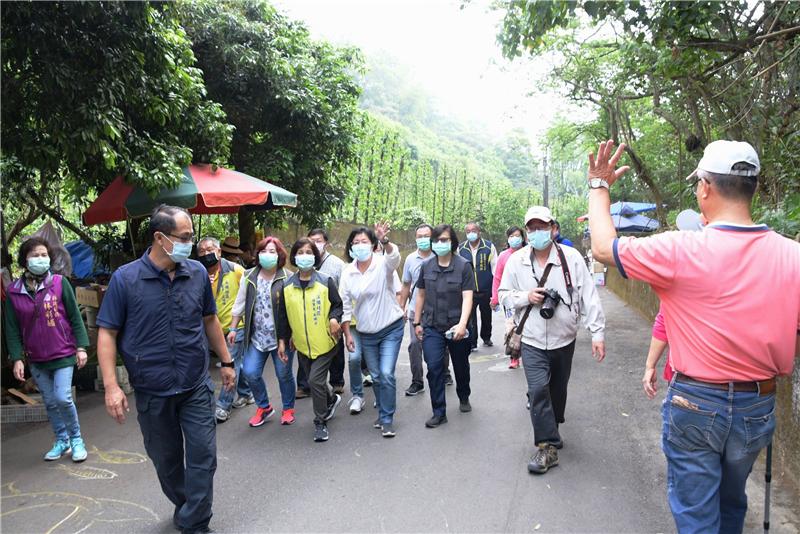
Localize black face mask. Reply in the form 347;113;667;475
199;253;219;269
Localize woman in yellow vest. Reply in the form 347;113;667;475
277;238;344;443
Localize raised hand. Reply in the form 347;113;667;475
374;221;391;242
588;139;631;187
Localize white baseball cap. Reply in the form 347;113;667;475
524;206;553;225
688;140;760;180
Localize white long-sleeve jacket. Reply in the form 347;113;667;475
498;244;605;350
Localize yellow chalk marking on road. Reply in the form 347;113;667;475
1;482;158;533
469;353;504;363
55;464;118;480
90;446;148;464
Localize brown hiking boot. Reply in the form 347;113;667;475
528;443;559;474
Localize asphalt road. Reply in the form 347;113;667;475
2;288;797;533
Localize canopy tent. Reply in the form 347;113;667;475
577;201;657;222
82;165;297;225
613;213;660;233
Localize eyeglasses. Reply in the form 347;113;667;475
165;232;196;244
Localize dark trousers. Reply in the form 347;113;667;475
520;340;575;445
297;347;336;424
468;291;493;347
297;340;345;390
422;327;471;417
135;381;217;532
329;339;345;387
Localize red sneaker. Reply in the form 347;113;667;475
280;408;296;425
509;357;520;369
248;405;275;427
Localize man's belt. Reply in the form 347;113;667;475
674;372;776;396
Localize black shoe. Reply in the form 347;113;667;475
459;400;472;413
405;383;425;396
373;418;382;429
313;422;329;442
295;388;311;399
445;374;454;386
528;444;559;474
323;393;342;421
381;423;396;438
483;339;493;347
552;439;564;450
425;415;448;428
332;384;345;395
526;393;531;410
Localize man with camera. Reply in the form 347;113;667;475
588;139;800;533
498;206;606;475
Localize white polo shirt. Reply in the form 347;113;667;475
341;245;404;334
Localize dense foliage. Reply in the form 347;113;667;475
498;0;800;236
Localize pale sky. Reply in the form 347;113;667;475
274;0;587;145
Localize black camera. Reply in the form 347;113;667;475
540;288;561;319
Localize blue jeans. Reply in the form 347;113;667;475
242;345;295;410
421;327;471;417
360;318;404;424
136;380;216;532
216;329;252;411
662;379;776;534
348;329;363;398
30;363;81;441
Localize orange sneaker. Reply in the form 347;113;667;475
281;408;296;425
248;405;275;427
509;357;520;369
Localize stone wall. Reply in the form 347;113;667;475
605;266;800;491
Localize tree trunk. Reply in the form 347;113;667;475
238;208;255;252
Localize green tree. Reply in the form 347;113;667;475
179;0;364;246
497;0;800;235
1;1;232;245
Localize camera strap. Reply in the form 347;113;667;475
514;253;553;336
554;244;574;299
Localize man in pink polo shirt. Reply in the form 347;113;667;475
587;139;800;533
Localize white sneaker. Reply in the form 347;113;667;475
349;396;364;414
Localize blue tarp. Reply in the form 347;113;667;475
613;213;660;233
65;241;94;279
609;201;657;216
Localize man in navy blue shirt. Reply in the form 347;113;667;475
97;204;234;534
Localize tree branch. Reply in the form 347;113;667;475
25;189;97;245
8;205;42;243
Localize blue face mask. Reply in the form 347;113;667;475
432;241;452;256
466;232;479;243
416;237;431;251
350;243;373;262
528;229;553;251
295;254;316;271
259;252;278;270
508;236;523;249
27;257;50;275
161;233;192;263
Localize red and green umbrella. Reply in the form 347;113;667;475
82;165;297;225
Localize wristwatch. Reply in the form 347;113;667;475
220;361;235;368
380;236;390;245
413;322;421;327
589;177;609;189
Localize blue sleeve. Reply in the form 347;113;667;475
201;274;216;317
96;271;127;330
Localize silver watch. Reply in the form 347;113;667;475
589;177;609;189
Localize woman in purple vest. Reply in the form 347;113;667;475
4;237;90;462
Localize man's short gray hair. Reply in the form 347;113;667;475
198;236;220;249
